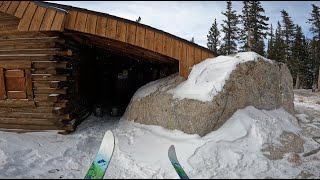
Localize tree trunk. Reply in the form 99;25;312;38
295;73;300;89
318;66;320;90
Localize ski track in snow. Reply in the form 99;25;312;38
0;90;319;179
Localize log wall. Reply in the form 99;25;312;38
0;31;83;131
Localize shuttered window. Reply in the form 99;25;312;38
0;61;33;100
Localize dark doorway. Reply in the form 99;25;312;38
78;45;178;117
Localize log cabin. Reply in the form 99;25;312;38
0;1;215;133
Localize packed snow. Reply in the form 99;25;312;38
0;89;319;179
169;52;273;102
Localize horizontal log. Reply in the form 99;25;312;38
0;100;35;107
0;31;59;39
34;88;67;94
0;117;59;126
35;101;69;108
0;38;65;45
32;68;71;75
32;75;68;81
0;49;72;56
32;61;69;68
0;123;62;130
0;55;54;61
48;94;64;102
5;69;24;77
32;68;58;74
52;107;72;115
0;107;53;113
0;60;31;69
49;81;68;88
0;111;58;119
33;82;51;89
0;42;56;50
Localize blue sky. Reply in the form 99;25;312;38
50;1;320;48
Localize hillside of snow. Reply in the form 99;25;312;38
0;89;319;179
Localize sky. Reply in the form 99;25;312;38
49;1;320;48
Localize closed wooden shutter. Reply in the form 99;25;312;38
5;69;27;99
0;61;33;100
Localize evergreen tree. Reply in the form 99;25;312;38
239;1;251;51
308;4;320;41
280;10;295;63
220;1;240;55
267;24;275;59
190;37;195;43
135;16;141;23
273;21;286;63
291;25;309;88
207;18;221;54
239;1;269;55
307;4;320;89
248;1;269;56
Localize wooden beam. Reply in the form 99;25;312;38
0;49;72;56
32;75;68;81
0;123;62;130
34;88;67;94
0;100;35;107
0;42;56;50
0;111;58;119
0;60;31;69
32;61;69;69
0;107;53;113
0;55;54;61
0;117;59;126
0;38;65;45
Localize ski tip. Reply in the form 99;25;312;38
105;130;114;137
168;144;176;158
169;144;175;151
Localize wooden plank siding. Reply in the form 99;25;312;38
84;13;97;35
28;6;46;31
5;1;20;15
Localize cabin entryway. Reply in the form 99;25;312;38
78;45;178;117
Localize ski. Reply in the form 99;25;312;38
84;130;115;179
168;145;189;179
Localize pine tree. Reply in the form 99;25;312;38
267;24;275;59
239;1;269;55
280;10;295;63
308;4;320;41
135;16;141;23
190;37;195;43
220;1;240;55
249;1;269;56
239;1;251;51
207;18;221;54
291;25;309;88
273;21;286;63
307;4;320;89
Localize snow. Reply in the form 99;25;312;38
0;51;319;178
169;52;273;102
0;94;319;178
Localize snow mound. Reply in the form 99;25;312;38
169;52;273;102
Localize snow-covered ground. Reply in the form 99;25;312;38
0;89;319;179
0;52;319;179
